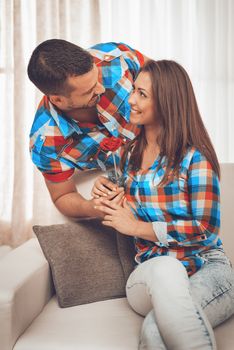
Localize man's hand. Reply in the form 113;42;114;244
94;198;138;236
91;176;124;200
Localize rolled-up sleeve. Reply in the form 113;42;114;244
31;147;75;183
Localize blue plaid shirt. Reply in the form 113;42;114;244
123;147;222;275
29;42;145;182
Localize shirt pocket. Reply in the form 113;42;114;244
156;177;189;216
58;136;104;170
157;177;187;195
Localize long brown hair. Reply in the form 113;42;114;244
121;60;220;183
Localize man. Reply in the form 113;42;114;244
28;39;147;218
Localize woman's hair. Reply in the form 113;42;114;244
121;59;220;183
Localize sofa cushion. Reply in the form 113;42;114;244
33;219;135;308
14;297;143;350
13;295;234;350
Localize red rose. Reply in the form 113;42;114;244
100;136;123;152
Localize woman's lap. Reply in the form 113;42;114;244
126;250;234;327
126;255;218;349
126;255;188;316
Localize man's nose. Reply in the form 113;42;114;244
95;82;105;95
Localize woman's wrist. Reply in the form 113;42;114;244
134;221;159;242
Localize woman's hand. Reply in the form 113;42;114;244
91;175;124;201
94;198;138;236
92;190;125;210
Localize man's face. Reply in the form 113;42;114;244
52;64;105;111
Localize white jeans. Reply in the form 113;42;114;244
126;250;234;350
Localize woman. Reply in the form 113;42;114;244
92;60;234;349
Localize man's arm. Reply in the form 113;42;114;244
45;177;103;218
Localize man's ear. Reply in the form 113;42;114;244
49;95;64;108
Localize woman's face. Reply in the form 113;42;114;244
129;71;156;126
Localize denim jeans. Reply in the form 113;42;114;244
126;249;234;350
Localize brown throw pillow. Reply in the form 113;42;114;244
116;230;136;282
33;219;135;308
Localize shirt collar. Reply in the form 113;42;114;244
49;101;83;138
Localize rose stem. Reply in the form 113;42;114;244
112;152;118;182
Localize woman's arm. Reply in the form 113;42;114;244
95;198;159;242
153;152;220;248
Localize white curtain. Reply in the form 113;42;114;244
0;0;233;247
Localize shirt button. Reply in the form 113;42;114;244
40;135;45;141
105;55;110;60
123;138;126;142
90;157;93;161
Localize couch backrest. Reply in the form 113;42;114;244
220;164;234;263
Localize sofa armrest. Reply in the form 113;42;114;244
0;238;54;350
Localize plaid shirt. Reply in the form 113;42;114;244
123;147;222;275
29;42;144;182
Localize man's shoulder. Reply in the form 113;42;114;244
31;97;53;132
30;96;65;142
90;42;120;52
88;42;123;61
90;42;131;53
88;42;140;61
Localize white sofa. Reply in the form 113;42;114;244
0;164;234;350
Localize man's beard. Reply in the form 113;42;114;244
66;94;101;111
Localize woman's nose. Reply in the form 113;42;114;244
128;91;135;105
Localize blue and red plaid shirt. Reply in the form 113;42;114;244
29;42;145;182
123;147;222;275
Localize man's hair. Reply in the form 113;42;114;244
27;39;94;96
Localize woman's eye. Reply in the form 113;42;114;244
139;91;146;98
